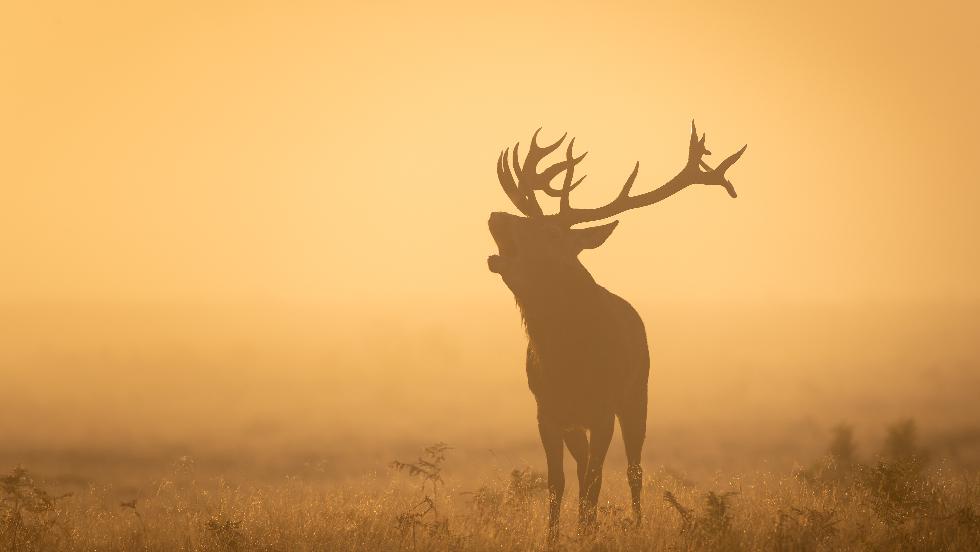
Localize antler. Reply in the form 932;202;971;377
548;121;746;226
497;129;587;217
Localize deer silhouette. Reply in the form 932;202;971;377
487;122;745;540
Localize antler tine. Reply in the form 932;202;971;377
497;148;542;217
539;140;586;197
559;138;588;213
511;142;523;178
530;127;567;157
687;120;711;168
617;161;640;200
497;149;521;210
710;144;747;198
696;144;746;198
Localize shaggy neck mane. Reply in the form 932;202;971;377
512;264;600;341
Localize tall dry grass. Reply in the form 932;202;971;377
3;422;979;551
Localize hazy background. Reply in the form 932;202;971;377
2;1;978;486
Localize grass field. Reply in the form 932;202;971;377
4;423;979;552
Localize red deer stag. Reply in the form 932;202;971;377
487;122;745;540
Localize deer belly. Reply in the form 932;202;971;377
531;372;620;428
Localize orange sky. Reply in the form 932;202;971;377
3;1;979;316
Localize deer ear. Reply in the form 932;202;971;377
570;220;619;251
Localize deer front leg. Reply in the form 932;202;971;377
538;420;565;544
581;414;615;532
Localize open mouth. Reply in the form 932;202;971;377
491;232;517;258
488;234;516;274
488;224;518;274
488;213;522;274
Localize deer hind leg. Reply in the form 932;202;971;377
618;393;648;526
538;420;565;544
563;429;589;520
581;414;615;532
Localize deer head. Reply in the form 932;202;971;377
488;122;746;298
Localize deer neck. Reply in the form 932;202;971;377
514;263;602;341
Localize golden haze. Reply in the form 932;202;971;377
1;0;979;476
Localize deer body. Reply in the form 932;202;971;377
521;278;648;430
488;123;744;541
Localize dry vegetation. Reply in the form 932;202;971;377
3;421;979;552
